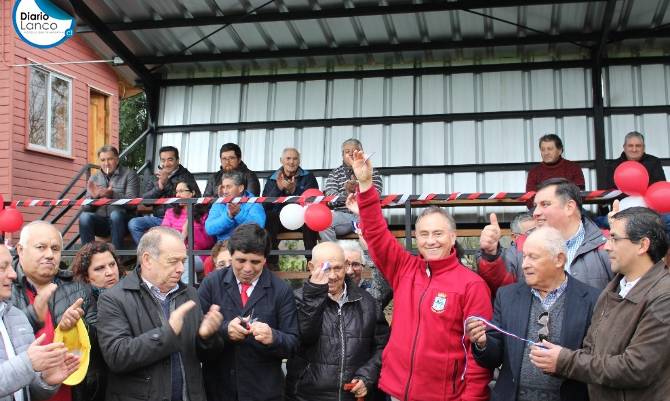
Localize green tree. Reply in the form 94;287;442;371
119;93;147;170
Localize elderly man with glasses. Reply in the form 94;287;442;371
467;226;600;401
530;207;670;401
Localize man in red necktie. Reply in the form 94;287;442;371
198;224;299;401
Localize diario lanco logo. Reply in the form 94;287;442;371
13;0;76;48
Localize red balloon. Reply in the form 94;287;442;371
300;188;325;205
0;208;24;233
644;181;670;213
304;203;333;232
614;161;649;196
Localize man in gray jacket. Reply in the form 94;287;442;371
478;178;613;295
1;244;80;400
79;145;139;250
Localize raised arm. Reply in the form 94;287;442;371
349;150;414;288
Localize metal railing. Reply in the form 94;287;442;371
39;126;153;249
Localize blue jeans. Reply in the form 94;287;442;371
181;257;204;285
79;209;130;250
128;215;163;244
319;211;358;242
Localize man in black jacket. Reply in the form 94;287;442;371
128;146;201;244
204;143;261;197
198;224;299;401
603;131;666;189
285;242;389;401
10;221;96;401
97;226;223;401
262;147;320;269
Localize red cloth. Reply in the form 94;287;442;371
357;186;492;401
526;157;585;192
203;256;215;276
478;253;518;297
26;287;72;401
240;283;251;306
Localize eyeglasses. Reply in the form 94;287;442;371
221;156;238;162
606;235;632;244
538;311;549;342
346;261;364;269
176;189;192;194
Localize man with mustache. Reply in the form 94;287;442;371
10;221;97;401
1;243;81;400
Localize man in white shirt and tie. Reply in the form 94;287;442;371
198;223;299;401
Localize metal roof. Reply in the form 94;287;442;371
56;0;670;86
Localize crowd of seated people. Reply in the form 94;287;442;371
3;132;669;401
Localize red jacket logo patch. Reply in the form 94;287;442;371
431;292;447;313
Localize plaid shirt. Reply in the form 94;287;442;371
324;164;383;209
531;276;568;310
565;223;585;273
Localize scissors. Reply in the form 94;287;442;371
237;308;259;331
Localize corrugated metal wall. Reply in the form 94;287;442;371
157;64;670;223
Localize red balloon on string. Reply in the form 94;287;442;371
300;188;325;206
614;161;649;196
644;181;670;213
0;207;24;233
304;203;333;232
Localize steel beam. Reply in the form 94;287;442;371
158;56;670;87
66;0;155;85
137;34;601;65
155;104;670;134
77;0;602;33
592;0;618;188
136;27;669;65
156;108;594;133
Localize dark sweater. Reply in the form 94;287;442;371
518;295;566;401
526;157;585;192
603;152;667;190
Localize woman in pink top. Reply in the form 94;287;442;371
162;181;215;282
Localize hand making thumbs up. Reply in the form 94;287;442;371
480;213;502;255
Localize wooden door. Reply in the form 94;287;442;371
88;91;110;162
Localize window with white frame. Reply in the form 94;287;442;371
28;66;72;154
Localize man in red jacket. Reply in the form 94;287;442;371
349;150;493;401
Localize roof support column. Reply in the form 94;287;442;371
591;0;618;189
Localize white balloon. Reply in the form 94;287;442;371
619;196;647;211
279;203;305;230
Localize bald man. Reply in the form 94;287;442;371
10;221;97;401
286;242;389;401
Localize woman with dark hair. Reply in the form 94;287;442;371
161;180;215;282
71;241;121;290
70;241;121;401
